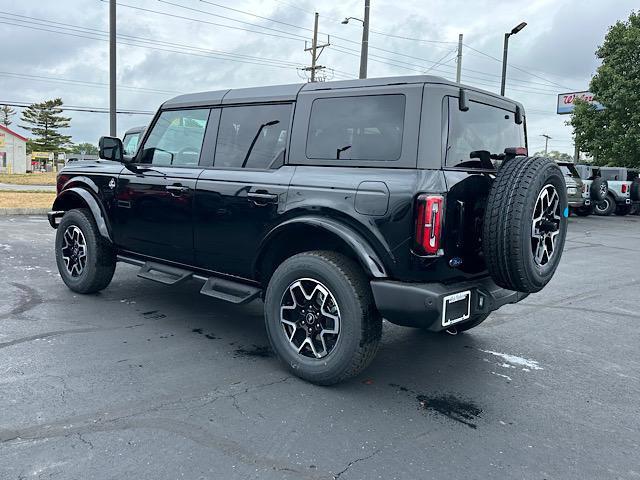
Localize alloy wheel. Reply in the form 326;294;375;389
279;278;340;359
531;184;561;267
61;225;87;277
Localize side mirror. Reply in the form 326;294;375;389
99;136;124;162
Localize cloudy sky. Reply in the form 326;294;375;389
0;0;636;154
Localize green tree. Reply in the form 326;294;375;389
1;104;16;126
19;98;72;152
570;11;640;167
69;142;99;155
533;150;573;161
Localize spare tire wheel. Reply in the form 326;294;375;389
590;177;608;202
483;157;568;294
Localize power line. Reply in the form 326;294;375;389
0;70;181;95
0;100;154;115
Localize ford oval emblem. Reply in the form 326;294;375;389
449;257;463;268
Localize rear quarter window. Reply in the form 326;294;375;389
306;94;405;161
445;97;525;169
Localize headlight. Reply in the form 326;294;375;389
567;187;577;195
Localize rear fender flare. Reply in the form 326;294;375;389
256;216;388;278
53;187;112;242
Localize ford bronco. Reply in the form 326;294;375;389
48;76;568;385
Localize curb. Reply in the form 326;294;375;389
0;208;49;216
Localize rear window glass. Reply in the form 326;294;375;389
445;98;525;168
306;95;405;161
559;164;579;178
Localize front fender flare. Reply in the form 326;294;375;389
257;216;388;278
52;187;112;242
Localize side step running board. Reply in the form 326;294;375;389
137;261;193;285
200;277;261;304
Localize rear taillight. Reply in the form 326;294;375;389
414;194;444;256
621;183;628;193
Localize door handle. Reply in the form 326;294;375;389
166;185;190;195
247;191;278;205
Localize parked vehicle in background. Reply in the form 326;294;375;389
558;162;591;216
574;164;608;215
628;169;640;215
590;167;634;216
47;75;569;385
122;126;145;156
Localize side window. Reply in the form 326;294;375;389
306;95;405;161
445;98;525;168
214;104;292;169
122;132;140;156
139;109;209;166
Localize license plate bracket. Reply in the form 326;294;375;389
442;290;471;327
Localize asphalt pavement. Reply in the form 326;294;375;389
1;214;639;479
0;183;56;192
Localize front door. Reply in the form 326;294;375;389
194;103;294;279
113;108;210;265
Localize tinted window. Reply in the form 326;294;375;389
559;164;579;178
122;132;141;156
139;109;209;166
306;95;405;161
445;98;525;168
214;104;291;169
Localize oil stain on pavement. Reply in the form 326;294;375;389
389;383;482;429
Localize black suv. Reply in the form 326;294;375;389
48;75;568;385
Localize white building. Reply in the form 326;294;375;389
0;124;28;174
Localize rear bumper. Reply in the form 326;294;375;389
370;277;528;331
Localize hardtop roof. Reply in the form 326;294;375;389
162;75;524;111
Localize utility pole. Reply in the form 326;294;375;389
303;13;330;82
109;0;116;136
456;33;463;83
541;134;552;154
359;0;370;79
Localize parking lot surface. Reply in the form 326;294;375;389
1;214;639;479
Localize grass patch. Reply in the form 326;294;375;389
0;192;56;209
0;172;57;186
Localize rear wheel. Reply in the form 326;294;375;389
594;194;616;216
264;251;382;385
55;209;116;294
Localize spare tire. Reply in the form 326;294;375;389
631;179;640;202
590;177;608;202
483;157;568;294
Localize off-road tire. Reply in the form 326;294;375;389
483;156;568;293
264;251;382;385
55;208;116;294
594;194;616;216
590;177;608;202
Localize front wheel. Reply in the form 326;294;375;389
264;251;382;385
55;208;116;294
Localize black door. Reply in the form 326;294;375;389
113;108;211;265
193;103;294;278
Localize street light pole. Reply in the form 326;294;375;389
500;21;527;96
109;0;116;136
541;134;552;154
359;0;370;79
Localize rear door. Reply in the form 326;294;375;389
114;108;210;265
193;103;294;278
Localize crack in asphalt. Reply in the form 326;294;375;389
332;449;381;479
